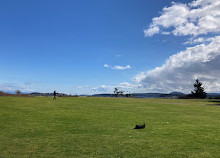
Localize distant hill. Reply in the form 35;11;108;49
169;91;185;95
206;93;220;99
134;93;163;98
92;94;114;97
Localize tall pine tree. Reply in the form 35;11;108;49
191;79;206;99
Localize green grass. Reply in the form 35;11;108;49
0;97;220;158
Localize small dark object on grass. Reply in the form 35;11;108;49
134;123;145;129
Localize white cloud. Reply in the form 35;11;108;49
161;31;171;35
183;37;205;44
113;65;131;70
134;36;220;93
144;26;160;36
119;82;141;89
104;64;131;70
104;64;109;68
183;37;215;45
75;86;89;89
144;0;220;37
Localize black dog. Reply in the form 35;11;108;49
134;123;145;129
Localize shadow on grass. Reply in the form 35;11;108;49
208;100;220;106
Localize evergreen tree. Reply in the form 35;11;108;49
191;79;206;99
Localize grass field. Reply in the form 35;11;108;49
0;96;220;158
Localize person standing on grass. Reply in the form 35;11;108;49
53;90;57;99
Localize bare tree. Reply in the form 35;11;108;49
114;88;119;97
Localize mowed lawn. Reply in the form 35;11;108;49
0;97;220;158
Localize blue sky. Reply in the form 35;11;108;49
1;0;220;94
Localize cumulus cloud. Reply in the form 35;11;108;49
144;0;220;37
136;0;220;93
135;36;220;93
